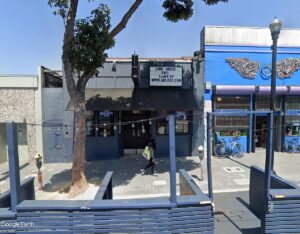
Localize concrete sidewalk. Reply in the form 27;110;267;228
1;150;300;200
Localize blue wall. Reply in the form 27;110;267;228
86;136;120;160
156;135;191;157
204;45;300;100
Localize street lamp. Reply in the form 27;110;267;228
269;17;282;171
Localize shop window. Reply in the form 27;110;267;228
157;119;169;135
175;111;190;135
215;116;249;128
156;111;191;135
86;111;95;137
218;129;247;137
214;96;250;110
286;116;300;136
98;111;114;137
256;95;280;110
286;96;300;110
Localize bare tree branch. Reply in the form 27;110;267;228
109;0;143;39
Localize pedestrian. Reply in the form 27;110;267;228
141;140;157;176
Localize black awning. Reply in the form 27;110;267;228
82;88;199;111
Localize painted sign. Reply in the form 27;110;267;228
150;67;182;86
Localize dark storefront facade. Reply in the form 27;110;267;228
64;56;203;161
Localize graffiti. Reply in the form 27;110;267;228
226;58;260;79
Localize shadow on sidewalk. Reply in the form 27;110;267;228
42;155;200;193
0;162;29;182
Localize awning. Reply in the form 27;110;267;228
66;88;199;111
215;85;256;95
214;85;300;95
258;86;288;95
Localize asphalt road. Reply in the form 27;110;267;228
214;191;261;234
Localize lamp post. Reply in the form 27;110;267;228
269;17;282;171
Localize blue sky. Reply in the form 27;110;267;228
0;0;299;74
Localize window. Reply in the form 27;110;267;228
86;112;95;136
86;111;114;137
175;111;190;135
44;73;63;88
157;119;168;135
286;96;300;110
98;111;114;137
215;116;249;128
214;96;250;110
218;129;248;137
256;95;280;110
156;111;191;135
286;116;300;136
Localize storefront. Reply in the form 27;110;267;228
84;109;194;160
64;56;202;161
202;26;300;153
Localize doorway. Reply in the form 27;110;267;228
122;111;150;151
255;116;267;148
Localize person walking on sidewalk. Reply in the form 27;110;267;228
141;140;156;176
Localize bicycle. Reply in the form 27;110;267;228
214;135;245;158
285;137;300;153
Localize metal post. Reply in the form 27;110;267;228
248;94;253;153
270;34;279;171
264;113;274;209
262;112;274;233
6;122;21;212
281;96;286;152
206;113;213;201
168;114;177;205
252;95;256;153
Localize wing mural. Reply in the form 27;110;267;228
277;58;300;79
226;58;260;79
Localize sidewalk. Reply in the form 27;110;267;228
1;151;299;234
1;151;300;199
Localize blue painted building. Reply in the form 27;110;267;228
201;26;300;153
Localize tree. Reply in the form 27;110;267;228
48;0;228;196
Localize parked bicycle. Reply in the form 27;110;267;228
214;135;245;158
285;137;300;153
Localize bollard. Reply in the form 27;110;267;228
34;153;44;190
198;145;204;181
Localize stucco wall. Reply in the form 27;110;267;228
0;88;36;162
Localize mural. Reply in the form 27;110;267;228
277;58;300;79
225;58;260;79
226;57;300;79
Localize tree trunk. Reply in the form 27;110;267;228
69;107;88;197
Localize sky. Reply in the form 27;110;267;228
0;0;300;74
